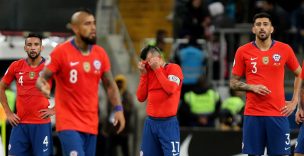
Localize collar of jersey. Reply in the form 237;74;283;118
71;39;92;53
252;39;275;50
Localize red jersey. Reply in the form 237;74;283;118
45;40;110;135
1;59;50;124
232;41;299;116
136;63;183;117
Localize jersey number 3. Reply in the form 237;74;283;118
251;62;257;73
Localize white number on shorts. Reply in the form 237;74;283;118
285;133;290;145
43;136;48;147
18;76;23;86
69;69;78;83
171;141;180;153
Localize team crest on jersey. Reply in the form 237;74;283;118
29;72;35;79
83;62;91;72
262;56;269;64
93;60;101;70
272;54;281;62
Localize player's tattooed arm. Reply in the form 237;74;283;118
230;74;251;91
102;71;126;133
230;74;271;95
102;71;121;106
36;68;53;98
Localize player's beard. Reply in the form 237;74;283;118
80;35;96;45
27;51;40;60
257;32;270;41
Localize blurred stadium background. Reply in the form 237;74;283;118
0;0;303;155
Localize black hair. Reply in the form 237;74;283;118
253;12;272;24
75;8;94;15
25;33;43;44
140;45;161;60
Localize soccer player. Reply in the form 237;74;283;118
0;33;54;156
136;45;183;156
230;12;302;156
36;9;125;156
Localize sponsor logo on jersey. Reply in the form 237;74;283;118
29;72;35;79
83;62;91;72
262;56;269;64
70;61;79;66
93;60;101;70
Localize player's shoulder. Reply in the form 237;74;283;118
92;44;107;54
237;42;254;51
165;63;182;70
274;40;291;49
7;59;25;70
11;59;26;66
53;40;71;51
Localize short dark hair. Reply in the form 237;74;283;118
140;45;161;60
25;33;43;44
253;12;272;24
75;8;94;15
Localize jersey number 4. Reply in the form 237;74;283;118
18;76;24;86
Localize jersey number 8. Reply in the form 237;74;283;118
70;69;78;83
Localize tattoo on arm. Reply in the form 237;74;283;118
230;74;251;91
102;71;121;106
41;69;53;81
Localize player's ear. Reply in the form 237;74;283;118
70;23;79;34
41;45;45;51
251;26;256;34
270;26;274;34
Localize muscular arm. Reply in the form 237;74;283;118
229;74;252;91
0;82;11;115
36;68;53;98
0;81;20;126
282;66;302;116
230;74;271;95
291;67;302;104
102;71;121;107
102;71;125;133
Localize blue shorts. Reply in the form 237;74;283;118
58;130;97;156
8;123;53;156
242;116;291;155
295;123;304;153
140;116;180;156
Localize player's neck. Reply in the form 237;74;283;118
255;38;272;51
27;57;42;67
74;38;90;55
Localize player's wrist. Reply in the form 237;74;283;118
114;105;123;112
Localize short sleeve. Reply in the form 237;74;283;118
45;46;62;74
100;47;111;73
1;61;17;85
232;47;245;76
286;45;300;72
